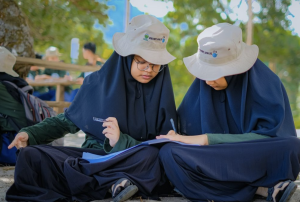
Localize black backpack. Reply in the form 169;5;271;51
0;81;56;132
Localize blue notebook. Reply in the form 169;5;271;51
82;138;199;163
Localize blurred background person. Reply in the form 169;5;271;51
35;46;73;101
77;42;103;85
0;46;28;165
26;53;48;97
83;42;104;66
1;47;63;163
27;53;43;81
37;46;72;81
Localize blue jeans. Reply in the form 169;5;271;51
0;132;17;165
33;89;79;102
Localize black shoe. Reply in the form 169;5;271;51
266;180;297;202
111;178;138;202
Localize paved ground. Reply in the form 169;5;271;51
0;132;300;201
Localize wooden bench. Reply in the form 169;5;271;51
16;57;102;113
28;79;78;113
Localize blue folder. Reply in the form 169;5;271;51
82;138;199;163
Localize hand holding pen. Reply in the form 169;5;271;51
94;117;121;147
157;118;209;145
156;118;180;141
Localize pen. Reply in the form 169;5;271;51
170;118;177;133
93;117;107;122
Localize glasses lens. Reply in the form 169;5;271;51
152;64;161;73
136;61;148;71
135;58;165;73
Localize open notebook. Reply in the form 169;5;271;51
82;138;199;163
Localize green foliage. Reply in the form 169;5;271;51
17;0;111;66
14;0;300;126
248;0;300;121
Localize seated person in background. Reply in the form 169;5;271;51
35;47;71;81
0;47;64;151
27;53;43;81
26;53;48;97
35;46;73;101
0;47;28;165
77;42;103;85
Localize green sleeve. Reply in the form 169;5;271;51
19;113;80;145
43;69;52;76
103;132;141;153
81;135;104;149
207;133;270;145
58;70;67;77
78;72;84;78
0;83;27;132
43;69;66;77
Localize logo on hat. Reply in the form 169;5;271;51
143;34;149;41
212;51;218;58
143;33;166;43
199;49;218;58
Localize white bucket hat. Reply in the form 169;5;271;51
183;23;259;81
0;46;18;77
45;46;61;58
112;15;176;65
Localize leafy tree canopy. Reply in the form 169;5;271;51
17;0;112;64
163;0;300;117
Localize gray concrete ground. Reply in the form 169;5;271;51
0;132;299;201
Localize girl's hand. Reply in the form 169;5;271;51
8;132;29;149
157;131;208;145
102;117;120;147
156;130;181;142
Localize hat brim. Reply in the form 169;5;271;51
183;43;259;81
112;32;176;65
1;68;19;77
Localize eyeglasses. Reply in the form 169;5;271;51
133;58;165;73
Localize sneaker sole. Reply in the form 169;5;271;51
113;185;138;202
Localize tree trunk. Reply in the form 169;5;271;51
0;0;34;78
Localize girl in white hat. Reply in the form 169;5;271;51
7;15;177;202
158;23;300;202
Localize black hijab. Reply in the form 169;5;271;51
178;59;296;138
65;52;177;143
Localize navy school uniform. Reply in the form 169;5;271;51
159;59;300;202
6;52;177;201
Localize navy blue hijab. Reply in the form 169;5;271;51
178;59;296;137
65;52;177;143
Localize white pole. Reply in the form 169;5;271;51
125;0;130;32
246;0;253;45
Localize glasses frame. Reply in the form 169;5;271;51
133;58;165;73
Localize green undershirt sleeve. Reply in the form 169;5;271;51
20;113;80;145
103;132;141;153
207;133;270;145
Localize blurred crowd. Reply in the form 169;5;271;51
26;42;104;102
